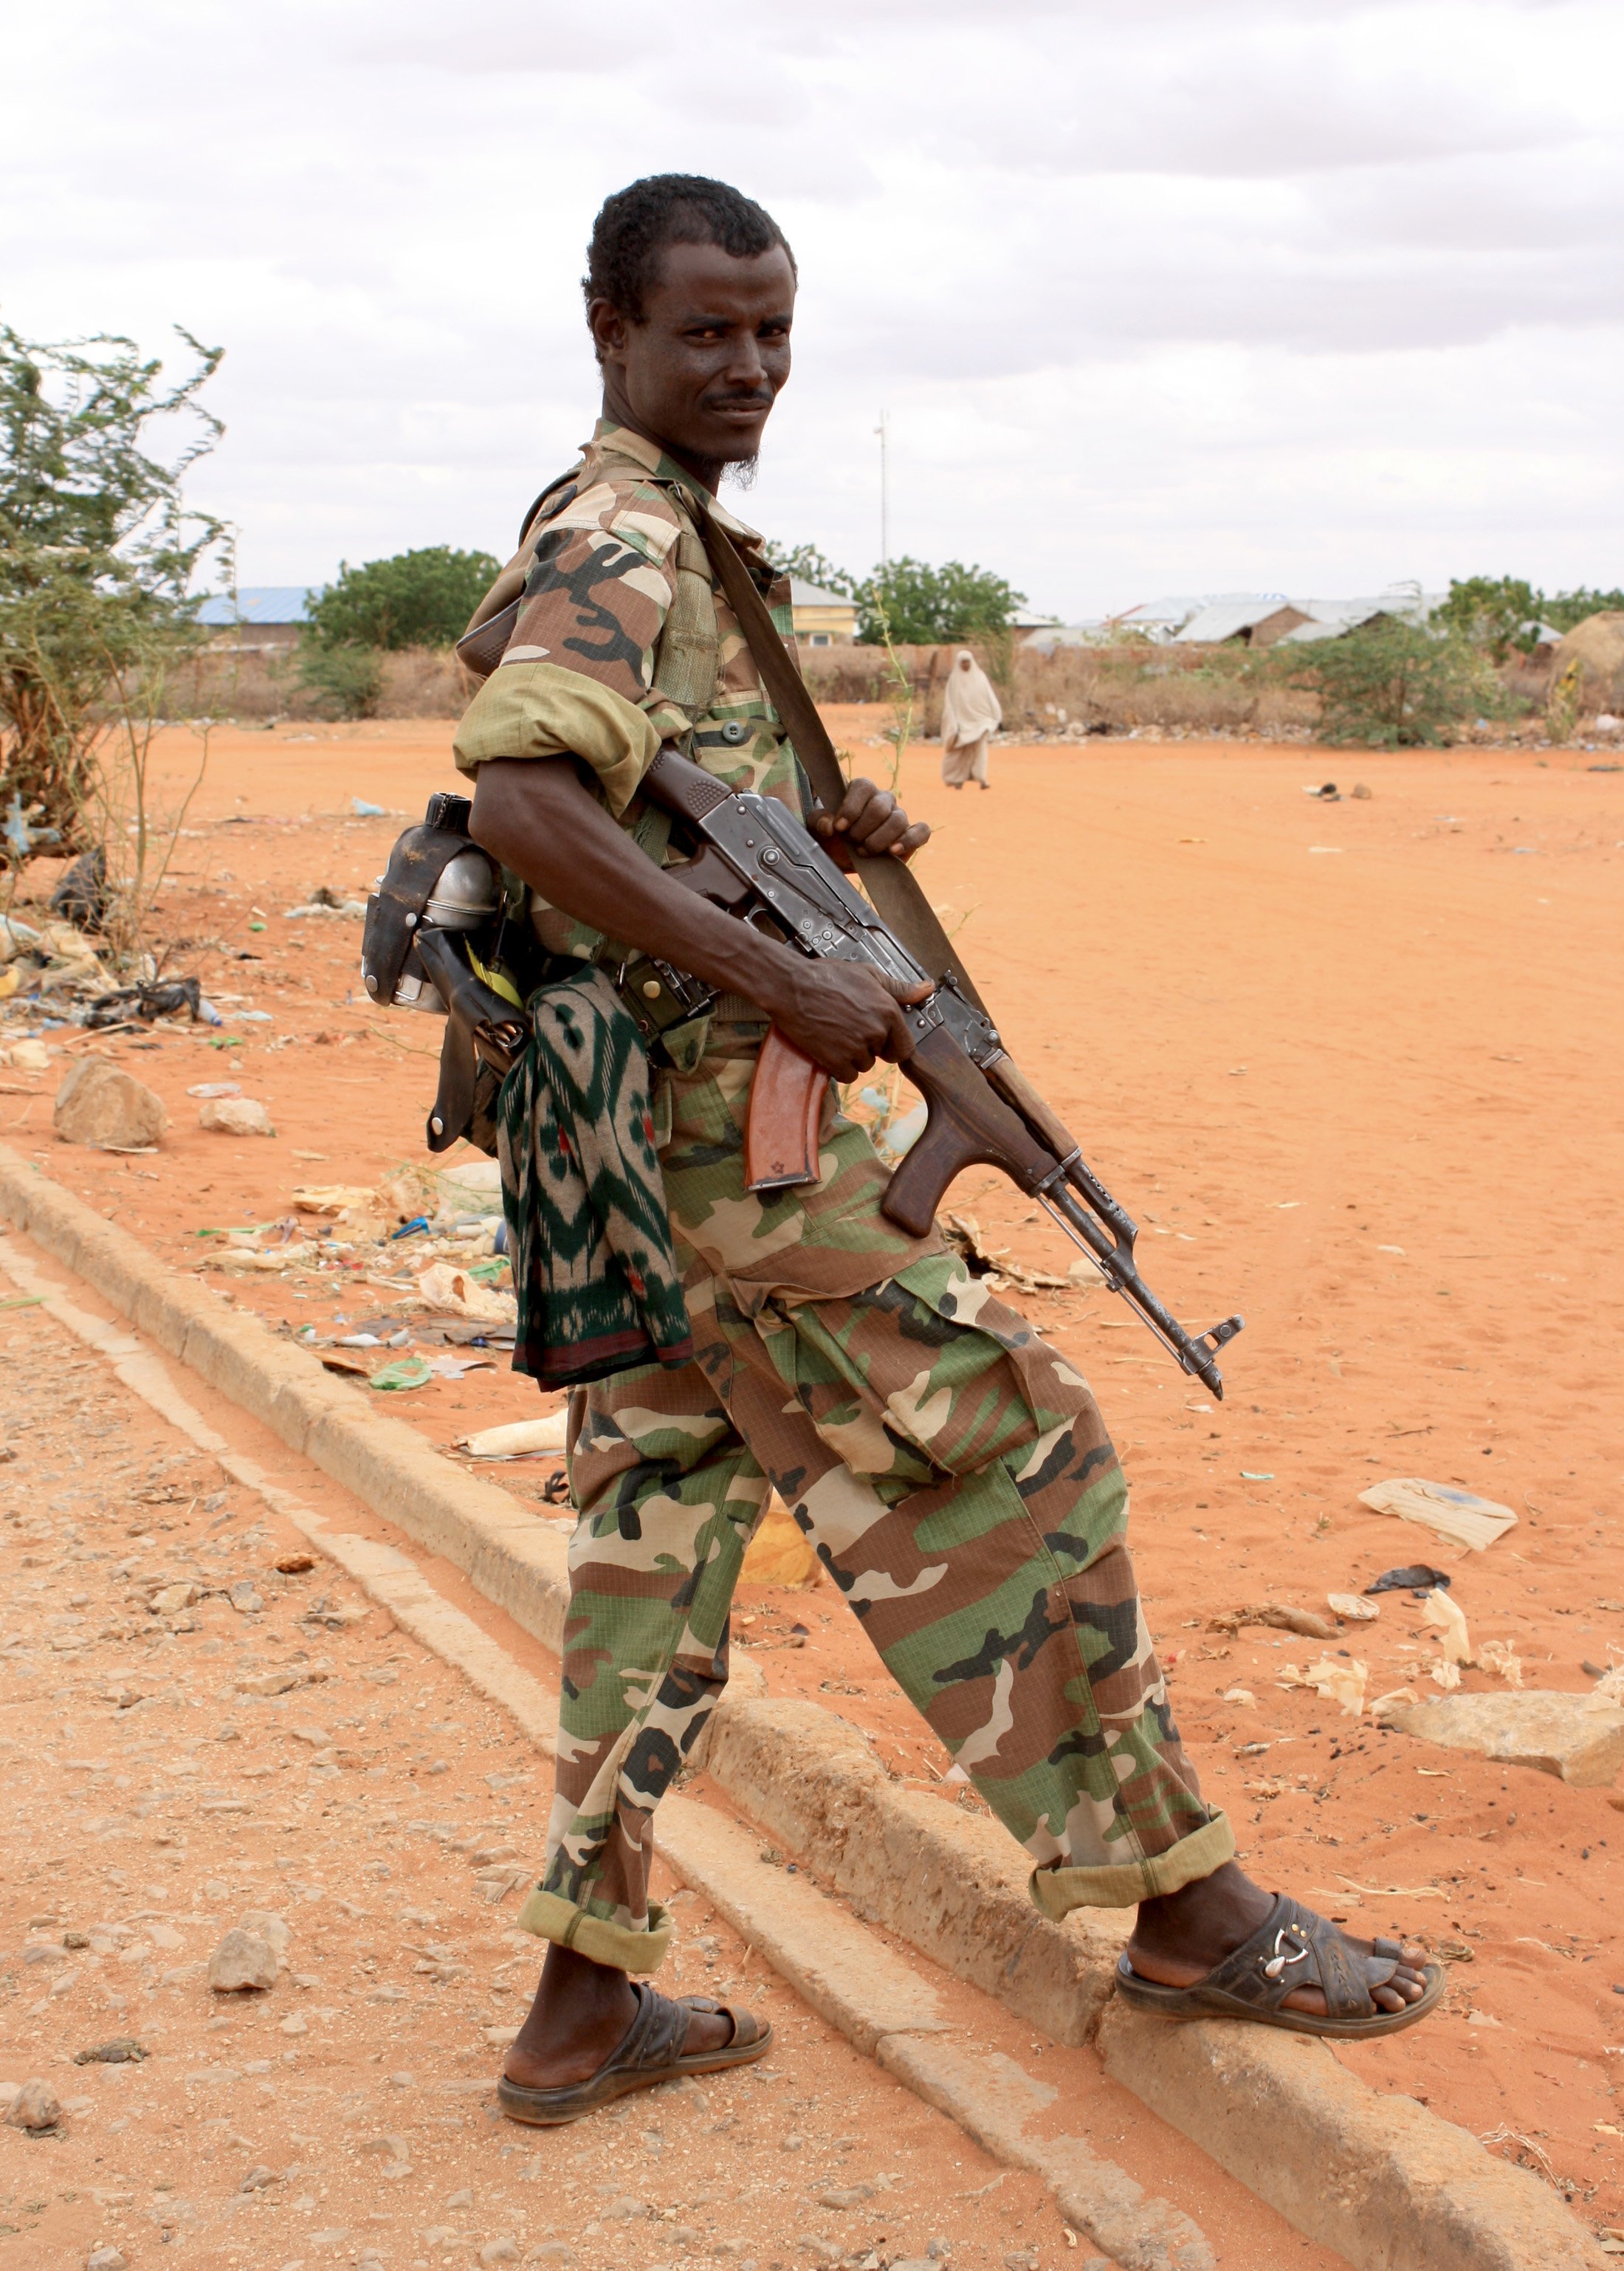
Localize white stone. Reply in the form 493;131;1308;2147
199;1096;275;1138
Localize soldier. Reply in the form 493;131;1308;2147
456;173;1442;2126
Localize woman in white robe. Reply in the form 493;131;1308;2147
940;648;1001;789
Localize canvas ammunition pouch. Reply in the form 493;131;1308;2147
363;789;718;1158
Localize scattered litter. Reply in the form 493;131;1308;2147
352;797;385;817
458;1413;569;1460
1222;1687;1256;1707
1371;1686;1422;1717
1358;1477;1516;1552
1303;782;1341;800
284;896;366;921
1279;1657;1367;1714
49;846;107;928
319;1350;373;1378
1239;1470;1274;1482
0;913;44;961
368;1356;435;1394
1367;1564;1451;1598
942;1212;1067;1293
6;1038;51;1073
1327;1593;1379;1622
390;1214;431;1241
86;975;202;1029
1337;1877;1445;1900
415;1262;515;1322
216;1242;315;1273
1420;1587;1473;1665
292;1183;376;1214
187;1081;241;1099
427;1353;493;1380
1477;1638;1524;1688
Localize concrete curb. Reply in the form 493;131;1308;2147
0;1144;1608;2271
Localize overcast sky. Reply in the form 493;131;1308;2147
4;0;1620;617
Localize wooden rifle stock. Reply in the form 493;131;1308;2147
875;1025;1059;1236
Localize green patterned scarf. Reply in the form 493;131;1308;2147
496;966;692;1388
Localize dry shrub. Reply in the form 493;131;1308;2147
163;643;472;722
1011;643;1318;737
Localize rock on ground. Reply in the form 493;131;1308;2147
1385;1690;1624;1787
52;1059;167;1150
207;1925;279;1992
6;2078;62;2131
199;1094;275;1136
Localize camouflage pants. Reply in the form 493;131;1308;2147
516;1018;1234;1973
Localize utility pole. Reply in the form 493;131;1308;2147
874;409;890;571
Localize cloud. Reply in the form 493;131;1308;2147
1;0;1618;612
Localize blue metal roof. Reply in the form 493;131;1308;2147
196;585;320;627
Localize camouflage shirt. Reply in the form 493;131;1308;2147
453;420;805;962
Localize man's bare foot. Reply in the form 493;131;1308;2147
1124;1861;1430;2019
502;1942;733;2091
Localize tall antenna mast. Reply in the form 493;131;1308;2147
875;409;890;571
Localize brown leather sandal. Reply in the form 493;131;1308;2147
497;1985;772;2126
1114;1892;1446;2040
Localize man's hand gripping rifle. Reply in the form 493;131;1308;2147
641;744;1244;1401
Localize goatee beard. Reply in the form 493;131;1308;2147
723;455;760;491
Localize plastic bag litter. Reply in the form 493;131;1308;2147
1420;1586;1473;1664
1477;1638;1524;1688
368;1356;434;1393
458;1412;569;1460
414;1262;515;1322
1358;1477;1516;1552
291;1184;376;1215
1279;1656;1367;1715
0;914;43;963
1366;1563;1451;1597
352;798;385;817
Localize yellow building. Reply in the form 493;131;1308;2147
791;577;859;646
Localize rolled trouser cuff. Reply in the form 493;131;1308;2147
515;1889;672;1974
1028;1809;1236;1915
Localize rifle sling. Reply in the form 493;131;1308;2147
692;502;989;1018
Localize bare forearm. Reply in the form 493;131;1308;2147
469;756;797;1014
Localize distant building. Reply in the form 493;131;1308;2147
1174;599;1312;647
791;579;858;646
196;587;318;651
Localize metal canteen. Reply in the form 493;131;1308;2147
423;847;500;930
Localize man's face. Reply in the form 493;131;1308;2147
591;238;796;475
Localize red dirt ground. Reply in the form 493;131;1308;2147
4;710;1622;2229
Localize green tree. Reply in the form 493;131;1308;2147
856;556;1025;647
1301;619;1512;748
762;540;856;596
303;544;500;652
1544;585;1624;633
1434;574;1544;662
0;323;229;851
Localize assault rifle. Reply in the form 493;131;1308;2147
639;743;1243;1399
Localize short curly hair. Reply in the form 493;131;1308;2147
582;174;796;349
